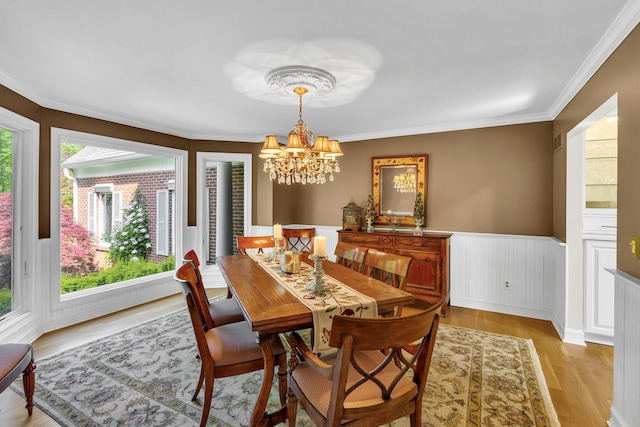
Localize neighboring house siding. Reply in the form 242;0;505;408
76;171;175;263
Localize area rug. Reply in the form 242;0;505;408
12;309;560;427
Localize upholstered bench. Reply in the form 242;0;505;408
0;343;36;415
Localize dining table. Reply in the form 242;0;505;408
216;253;415;427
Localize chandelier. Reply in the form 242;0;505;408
393;168;416;193
260;66;343;185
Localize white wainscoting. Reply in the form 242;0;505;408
608;270;640;427
4;226;570;345
449;232;566;336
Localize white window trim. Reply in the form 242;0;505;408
50;128;187;314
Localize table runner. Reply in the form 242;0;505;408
250;253;378;352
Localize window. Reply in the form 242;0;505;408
585;114;617;209
0;127;13;318
88;186;122;244
54;129;184;298
0;107;37;327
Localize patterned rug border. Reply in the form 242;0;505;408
521;334;561;426
12;302;561;427
446;324;560;427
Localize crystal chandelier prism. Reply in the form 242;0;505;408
260;66;343;185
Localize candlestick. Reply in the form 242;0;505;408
308;254;327;294
269;236;284;262
313;235;327;257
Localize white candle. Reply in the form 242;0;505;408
273;223;282;238
314;235;327;257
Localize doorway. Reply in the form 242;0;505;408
566;94;617;346
196;152;252;264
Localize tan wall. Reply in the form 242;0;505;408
278;122;554;236
553;24;640;277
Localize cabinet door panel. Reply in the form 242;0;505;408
397;249;441;296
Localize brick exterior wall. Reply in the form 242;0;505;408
76;171;175;264
205;163;245;263
232;163;244;253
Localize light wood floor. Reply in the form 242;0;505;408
0;293;613;427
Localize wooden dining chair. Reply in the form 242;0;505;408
0;343;36;416
334;241;368;273
175;262;288;427
283;227;316;252
182;250;244;328
362;248;412;316
286;302;442;427
362;248;412;290
236;235;282;255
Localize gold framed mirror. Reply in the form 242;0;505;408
372;154;427;226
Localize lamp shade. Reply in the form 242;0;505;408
285;132;305;153
311;136;332;154
261;135;281;154
328;139;344;157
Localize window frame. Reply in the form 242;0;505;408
50;128;187;311
0;106;38;340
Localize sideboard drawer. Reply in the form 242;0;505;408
394;236;443;251
341;233;381;246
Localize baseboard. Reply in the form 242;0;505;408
584;332;614;346
608;406;628;427
450;298;554;322
562;327;587;346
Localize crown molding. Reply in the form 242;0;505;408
331;112;554;143
548;0;640;119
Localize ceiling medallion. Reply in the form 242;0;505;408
265;65;336;98
260;66;342;185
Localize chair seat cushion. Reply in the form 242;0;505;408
209;297;245;326
0;343;33;392
205;321;285;367
292;350;417;416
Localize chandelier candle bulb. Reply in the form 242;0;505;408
314;235;327;257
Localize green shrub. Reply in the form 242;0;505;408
61;255;175;294
0;287;10;316
107;195;152;263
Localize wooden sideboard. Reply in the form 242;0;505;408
337;230;451;315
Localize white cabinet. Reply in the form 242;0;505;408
584;238;616;345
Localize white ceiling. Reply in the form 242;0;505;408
1;1;639;143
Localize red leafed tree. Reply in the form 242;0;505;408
0;193;13;289
60;206;96;275
0;192;12;255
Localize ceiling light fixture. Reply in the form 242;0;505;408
260;66;343;185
